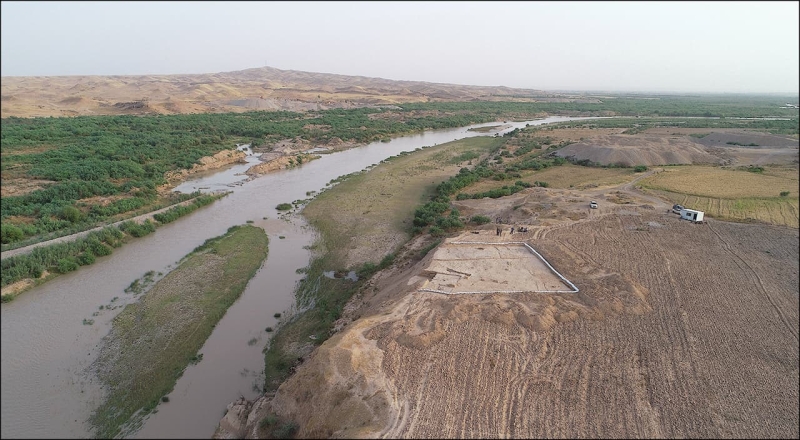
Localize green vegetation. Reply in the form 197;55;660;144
780;191;790;197
264;136;503;393
634;165;648;172
0;107;503;245
263;248;364;391
1;225;123;289
547;115;798;136
418;238;443;259
275;203;293;211
89;225;269;439
0;193;226;299
401;96;799;122
256;412;299;439
0;191;201;251
469;215;492;225
151;194;220;223
3;97;794;245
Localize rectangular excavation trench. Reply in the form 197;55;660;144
418;241;578;295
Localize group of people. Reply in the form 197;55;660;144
496;225;529;235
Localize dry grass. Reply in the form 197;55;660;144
638;165;799;227
644;189;799;228
302;136;503;268
462;164;637;195
640;166;798;199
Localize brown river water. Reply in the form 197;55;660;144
0;117;595;438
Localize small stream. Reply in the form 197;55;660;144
0;116;599;439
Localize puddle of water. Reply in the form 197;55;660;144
323;270;359;282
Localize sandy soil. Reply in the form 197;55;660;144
218;169;798;438
1;66;552;118
160;149;247;192
419;240;575;294
264;212;797;439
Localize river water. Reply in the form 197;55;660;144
0;116;597;439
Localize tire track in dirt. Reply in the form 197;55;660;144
707;220;799;342
271;207;797;439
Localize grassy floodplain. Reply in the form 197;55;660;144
89;224;269;439
261;136;504;391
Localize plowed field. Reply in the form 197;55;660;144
273;208;799;438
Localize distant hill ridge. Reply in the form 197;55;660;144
1;65;569;118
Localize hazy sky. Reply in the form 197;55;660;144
1;1;798;93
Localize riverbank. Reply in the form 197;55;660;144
88;224;269;439
212;136;506;438
0;192;228;301
0;115;604;439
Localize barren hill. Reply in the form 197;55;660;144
0;66;574;118
555;134;724;167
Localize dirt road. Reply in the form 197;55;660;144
0;197;204;260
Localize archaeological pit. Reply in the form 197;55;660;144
418;233;578;295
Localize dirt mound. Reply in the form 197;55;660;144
555;134;722;166
693;132;800;148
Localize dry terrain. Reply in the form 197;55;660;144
275;207;798;438
218;173;798;439
0;66;567;118
553;128;798;168
555;134;724;166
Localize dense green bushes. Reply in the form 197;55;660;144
4;97;795;246
470;215;492;225
1;107;501;244
0;193;223;292
152;194;219;224
1;226;121;287
118;220;156;238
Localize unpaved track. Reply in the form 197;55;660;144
0;198;200;260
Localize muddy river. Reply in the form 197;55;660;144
0;116;597;439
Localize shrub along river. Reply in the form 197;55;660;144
0;116;596;438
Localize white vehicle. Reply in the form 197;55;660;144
589;201;598;209
680;208;704;223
